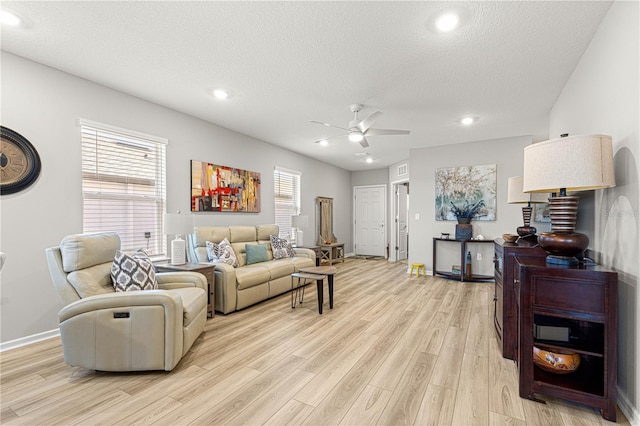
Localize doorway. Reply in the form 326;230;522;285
353;185;387;257
395;182;409;262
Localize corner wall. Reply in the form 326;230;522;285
549;1;639;421
0;52;352;344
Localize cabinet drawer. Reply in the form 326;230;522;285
533;276;605;315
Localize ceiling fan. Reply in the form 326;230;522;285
311;104;410;148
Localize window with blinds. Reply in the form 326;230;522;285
274;167;301;239
80;120;167;256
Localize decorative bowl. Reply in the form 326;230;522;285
502;233;518;243
533;345;580;374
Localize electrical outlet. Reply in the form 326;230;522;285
144;232;151;238
477;253;482;260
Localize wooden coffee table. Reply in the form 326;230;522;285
298;266;337;313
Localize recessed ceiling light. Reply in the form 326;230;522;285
212;89;229;100
435;13;459;32
319;139;328;146
461;116;475;125
366;157;373;164
0;10;21;26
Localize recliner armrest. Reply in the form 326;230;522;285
157;271;207;291
58;290;183;323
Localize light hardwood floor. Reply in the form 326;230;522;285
0;258;629;425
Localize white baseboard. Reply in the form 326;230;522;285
617;387;639;426
0;328;60;352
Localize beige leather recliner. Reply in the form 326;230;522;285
46;232;207;372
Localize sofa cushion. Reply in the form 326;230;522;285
257;224;279;241
60;232;120;272
229;226;258;243
206;238;238;267
170;287;207;325
270;235;295;259
111;250;157;292
235;265;271;290
246;243;269;265
67;263;115;298
195;226;230;246
265;259;295;278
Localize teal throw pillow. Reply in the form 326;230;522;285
245;243;269;265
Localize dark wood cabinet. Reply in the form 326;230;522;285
493;239;546;360
515;256;617;421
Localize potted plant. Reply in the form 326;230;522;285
450;199;485;224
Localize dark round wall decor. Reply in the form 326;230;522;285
0;126;41;195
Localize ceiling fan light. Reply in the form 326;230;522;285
348;131;364;143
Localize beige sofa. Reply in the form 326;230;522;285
192;224;315;314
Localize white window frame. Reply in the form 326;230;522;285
274;166;301;241
79;119;168;257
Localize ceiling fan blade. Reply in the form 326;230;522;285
364;128;411;136
310;120;350;132
314;134;347;144
356;111;383;132
359;137;370;148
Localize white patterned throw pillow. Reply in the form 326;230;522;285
206;238;238;267
111;249;157;292
270;235;295;259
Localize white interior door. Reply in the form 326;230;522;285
354;185;386;257
396;183;408;261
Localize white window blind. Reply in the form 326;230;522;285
80;121;167;256
274;167;301;239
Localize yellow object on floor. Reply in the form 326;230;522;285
410;263;426;277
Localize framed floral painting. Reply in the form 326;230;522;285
435;164;497;221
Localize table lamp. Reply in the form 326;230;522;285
163;212;193;265
507;176;549;239
291;214;309;246
523;134;615;265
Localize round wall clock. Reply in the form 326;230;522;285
1;126;41;195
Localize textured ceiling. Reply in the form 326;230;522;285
1;1;612;171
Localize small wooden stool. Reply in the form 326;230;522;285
410;263;426;277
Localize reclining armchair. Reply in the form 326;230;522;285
46;232;207;372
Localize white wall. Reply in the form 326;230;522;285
549;1;639;422
0;52;352;344
408;135;540;272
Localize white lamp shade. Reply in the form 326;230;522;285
163;213;193;236
291;215;309;228
523;134;615;193
507;176;549;204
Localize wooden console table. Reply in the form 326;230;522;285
432;237;494;282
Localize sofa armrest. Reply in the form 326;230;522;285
157;271;207;291
212;262;237;314
293;248;315;260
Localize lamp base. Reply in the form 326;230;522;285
170;236;186;265
516;226;537;237
537;231;589;266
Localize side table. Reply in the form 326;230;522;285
155;262;215;318
319;243;345;265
